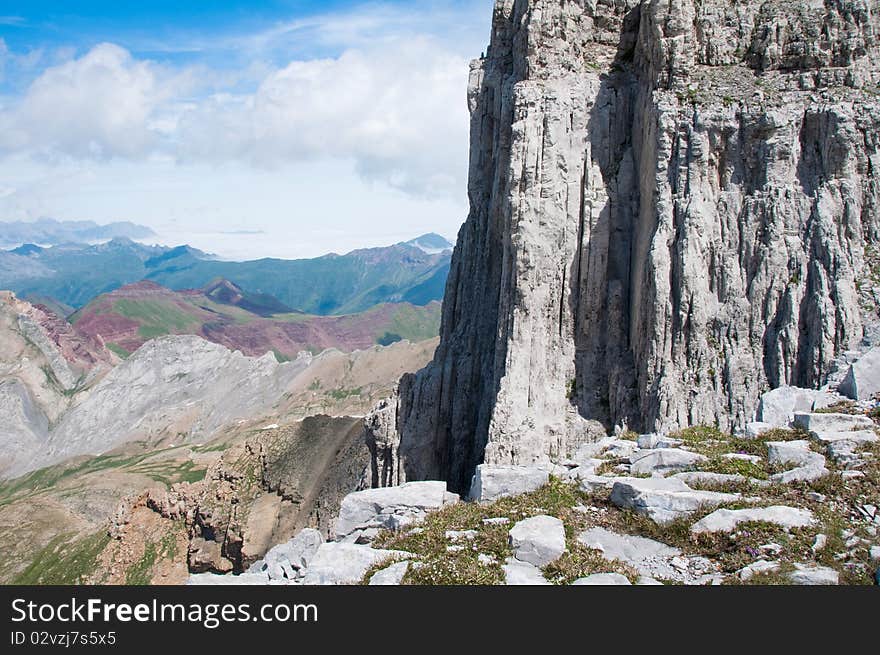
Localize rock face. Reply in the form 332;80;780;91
369;0;880;494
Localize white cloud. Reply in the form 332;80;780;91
1;34;472;196
1;43;194;158
176;36;470;196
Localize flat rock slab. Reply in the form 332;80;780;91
300;543;411;585
610;477;740;524
671;472;750;487
571;573;632;585
793;412;874;433
502;557;551;585
468;465;550;502
368;561;411;586
839;347;880;401
722;453;763;464
788;564;840;585
629;448;707;476
578;527;680;563
335;481;458;538
767;440;825;468
770;465;829;484
691;506;815;535
810;430;878;445
509;515;566;567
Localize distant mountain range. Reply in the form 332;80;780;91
0;218;155;248
0;233;453;314
71;280;442;359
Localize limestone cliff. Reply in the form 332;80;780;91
374;0;880;494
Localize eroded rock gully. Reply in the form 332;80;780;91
368;0;880;494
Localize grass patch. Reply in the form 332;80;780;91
106;342;131;358
13;531;111;585
697;456;769;480
125;532;180;586
542;545;639;585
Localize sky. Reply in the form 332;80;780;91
0;1;494;259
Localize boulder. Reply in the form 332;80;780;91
610;477;740;524
571;573;632;585
188;537;232;574
788;564;840;586
508;515;566;567
248;528;324;581
738;560;780;582
757;388;839;427
766;441;825;468
744;422;774;438
368;561;410;586
629;449;707;476
334;481;458;538
502;557;551;585
838;347;880;401
792;412;874;433
300;543;411;585
468;465;549;502
690;506;815;535
573;437;616;461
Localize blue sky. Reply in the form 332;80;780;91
0;1;494;259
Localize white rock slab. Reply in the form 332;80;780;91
793;412;874;433
788;564;840;585
502;557;551;585
300;543;411;585
335;481;457;538
766;440;825;468
629;448;707;476
368;561;410;586
508;515;566;567
610;477;740;524
690;506;815;535
809;430;878;445
468;465;550;502
738;560;780;581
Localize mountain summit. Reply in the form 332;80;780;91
404;233;455;254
